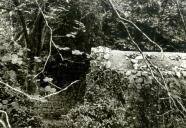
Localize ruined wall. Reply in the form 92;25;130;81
84;46;186;127
33;46;186;127
90;46;186;74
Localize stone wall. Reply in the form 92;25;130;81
33;46;186;125
84;46;186;127
90;46;186;74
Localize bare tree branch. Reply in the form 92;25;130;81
108;0;163;53
108;0;186;117
33;0;63;79
0;80;79;102
0;110;11;128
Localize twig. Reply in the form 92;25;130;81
33;0;52;79
0;80;79;102
156;109;173;117
121;17;168;91
0;110;11;128
40;80;79;99
108;0;165;89
33;0;64;79
108;0;186;117
108;0;163;54
0;79;78;128
48;81;62;90
0;80;45;102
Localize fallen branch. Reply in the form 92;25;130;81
0;110;11;128
0;79;78;128
40;80;80;99
108;0;165;88
33;0;63;79
108;0;163;53
0;80;79;102
108;0;186;117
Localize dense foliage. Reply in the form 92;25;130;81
65;48;186;128
0;0;186;127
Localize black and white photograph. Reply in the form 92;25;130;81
0;0;186;127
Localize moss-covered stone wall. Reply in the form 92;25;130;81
33;46;186;127
81;46;186;127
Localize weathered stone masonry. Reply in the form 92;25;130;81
33;46;186;120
